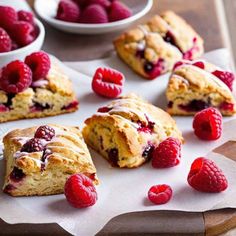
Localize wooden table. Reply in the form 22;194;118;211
1;0;236;235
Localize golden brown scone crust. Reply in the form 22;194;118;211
0;63;78;123
82;94;183;168
166;61;236;116
114;11;204;79
2;124;98;196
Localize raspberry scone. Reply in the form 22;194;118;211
82;94;183;168
2;124;98;196
166;60;236;116
114;11;204;79
0;51;78;123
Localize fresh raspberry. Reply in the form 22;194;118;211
11;41;19;51
152;137;181;168
18;10;34;25
0;28;12;53
0;60;32;94
187;157;228;193
25;51;51;81
35;125;55;141
56;0;80;23
72;0;87;7
212;70;235;91
21;138;44;153
11;21;36;47
0;6;18;29
92;67;125;98
79;4;108;23
148;184;173;205
64;173;97;208
192;61;205;69
89;0;111;9
108;1;132;22
193;107;222;140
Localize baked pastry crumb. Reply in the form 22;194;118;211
0;62;78;123
82;93;183;168
114;11;204;79
2;124;98;197
166;60;236;116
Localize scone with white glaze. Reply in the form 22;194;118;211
2;124;98;196
82;94;183;168
0;52;78;123
114;11;204;79
166;59;236;116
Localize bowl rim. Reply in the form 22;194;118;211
0;18;45;57
34;0;153;29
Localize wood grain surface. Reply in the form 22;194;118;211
1;0;235;235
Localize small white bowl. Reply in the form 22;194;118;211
34;0;153;34
0;19;45;68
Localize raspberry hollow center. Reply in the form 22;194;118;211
9;71;20;84
188;158;203;178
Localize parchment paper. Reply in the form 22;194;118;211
1;49;236;236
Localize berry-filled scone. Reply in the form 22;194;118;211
2;124;98;196
82;94;183;168
114;11;204;79
166;60;236;116
0;51;78;123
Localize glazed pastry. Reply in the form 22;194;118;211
0;61;78;123
82;94;183;168
2;124;98;196
166;59;236;116
114;11;204;79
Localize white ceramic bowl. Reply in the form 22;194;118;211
0;19;45;68
34;0;153;34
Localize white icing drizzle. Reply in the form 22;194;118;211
112;114;139;129
178;64;232;93
137;40;146;51
14;151;43;167
11;125;86;169
96;98;158;132
31;79;49;88
172;74;189;85
14;137;31;145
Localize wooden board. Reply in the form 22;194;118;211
1;0;236;235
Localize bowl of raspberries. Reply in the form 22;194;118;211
34;0;153;34
0;5;45;68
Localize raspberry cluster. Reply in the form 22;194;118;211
55;0;132;24
0;51;51;94
21;125;55;153
0;6;38;53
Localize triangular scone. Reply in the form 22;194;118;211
82;94;183;168
114;11;204;79
3;124;98;196
0;62;78;123
166;60;236;116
